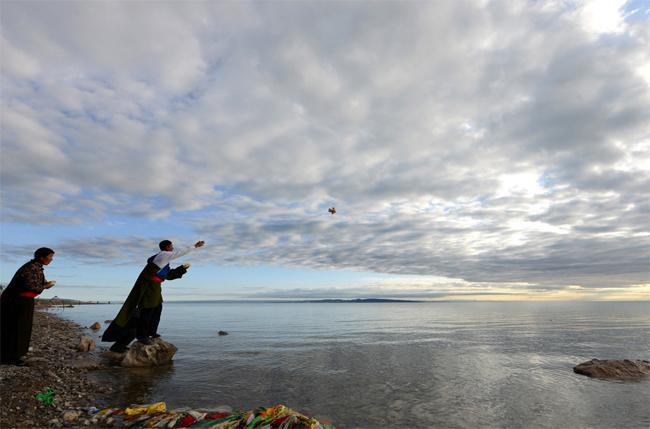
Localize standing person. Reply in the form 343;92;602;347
102;240;204;352
1;248;56;365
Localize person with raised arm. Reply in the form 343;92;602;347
102;240;205;352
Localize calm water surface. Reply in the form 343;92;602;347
55;301;650;428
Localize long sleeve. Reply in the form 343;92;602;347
19;262;45;294
152;245;194;269
166;265;188;281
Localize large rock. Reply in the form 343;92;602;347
120;338;178;367
77;335;95;352
89;322;101;331
574;359;650;380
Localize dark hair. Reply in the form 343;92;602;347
34;247;55;260
159;240;172;251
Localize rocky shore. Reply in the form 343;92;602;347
0;310;114;428
0;309;336;429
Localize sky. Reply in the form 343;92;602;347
1;0;649;302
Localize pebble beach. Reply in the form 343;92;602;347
0;309;112;428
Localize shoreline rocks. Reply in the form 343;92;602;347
574;359;650;380
102;338;178;367
0;310;113;428
78;335;96;352
1;310;335;428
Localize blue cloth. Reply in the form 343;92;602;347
147;254;171;278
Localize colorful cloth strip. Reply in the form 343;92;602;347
82;402;335;429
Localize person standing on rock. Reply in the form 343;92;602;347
1;248;56;365
102;240;205;352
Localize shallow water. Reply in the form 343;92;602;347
57;301;650;428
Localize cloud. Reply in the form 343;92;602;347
1;1;649;294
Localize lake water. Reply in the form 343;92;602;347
54;301;650;428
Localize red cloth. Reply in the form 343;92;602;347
205;412;230;420
18;291;38;298
178;415;197;427
271;416;290;426
151;276;163;283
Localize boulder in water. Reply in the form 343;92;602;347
120;338;177;367
89;322;101;331
574;359;650;380
218;331;228;336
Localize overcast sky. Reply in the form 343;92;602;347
1;0;648;301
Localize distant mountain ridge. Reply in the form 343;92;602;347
297;298;421;303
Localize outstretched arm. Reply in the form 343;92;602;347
153;241;205;269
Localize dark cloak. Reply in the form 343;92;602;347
0;260;45;362
102;262;186;343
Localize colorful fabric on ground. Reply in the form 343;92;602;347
124;402;167;416
83;402;335;428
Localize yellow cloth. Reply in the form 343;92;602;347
124;402;166;416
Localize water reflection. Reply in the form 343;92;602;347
62;302;650;428
89;365;176;408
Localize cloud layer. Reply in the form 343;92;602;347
1;1;649;295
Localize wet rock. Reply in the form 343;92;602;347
104;320;113;324
89;322;101;331
218;331;229;336
120;338;178;367
101;350;127;366
78;335;95;352
574;359;650;380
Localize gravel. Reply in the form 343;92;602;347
0;310;113;428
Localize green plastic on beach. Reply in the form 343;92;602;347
35;388;56;406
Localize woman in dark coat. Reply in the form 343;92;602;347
1;248;56;365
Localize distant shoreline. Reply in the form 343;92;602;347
37;298;423;306
34;298;650;306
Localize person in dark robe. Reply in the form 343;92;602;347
1;248;56;365
102;240;205;352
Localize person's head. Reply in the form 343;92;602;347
159;240;173;251
34;247;55;265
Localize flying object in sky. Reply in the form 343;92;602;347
328;207;336;215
